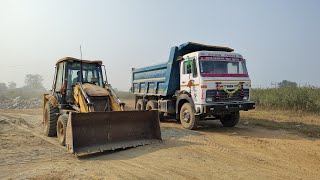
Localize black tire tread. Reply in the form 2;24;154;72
45;101;59;137
180;103;199;130
220;112;240;127
57;114;68;146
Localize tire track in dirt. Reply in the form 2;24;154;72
1;110;320;179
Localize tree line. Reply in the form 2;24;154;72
0;74;45;91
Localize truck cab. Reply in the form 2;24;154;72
132;42;255;130
178;50;254;128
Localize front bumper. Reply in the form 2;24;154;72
203;101;255;114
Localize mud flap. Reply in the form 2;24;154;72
65;110;162;154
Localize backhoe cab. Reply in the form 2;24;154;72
42;57;161;155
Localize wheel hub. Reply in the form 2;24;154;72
182;110;190;123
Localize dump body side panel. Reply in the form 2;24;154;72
132;47;180;96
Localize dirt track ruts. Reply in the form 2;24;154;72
0;108;320;179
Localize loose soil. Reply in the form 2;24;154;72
0;103;319;179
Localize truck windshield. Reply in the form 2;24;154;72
199;57;248;77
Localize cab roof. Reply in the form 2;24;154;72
56;57;102;65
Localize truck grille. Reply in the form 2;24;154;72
206;89;250;102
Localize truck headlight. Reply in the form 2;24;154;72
243;96;248;100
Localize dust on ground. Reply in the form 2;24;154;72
0;104;320;179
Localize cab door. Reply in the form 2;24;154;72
180;58;200;103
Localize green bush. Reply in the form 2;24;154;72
251;87;320;112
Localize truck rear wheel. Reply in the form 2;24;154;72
220;111;240;127
146;100;157;110
180;103;198;130
57;114;68;146
136;99;145;110
146;100;165;122
44;101;59;137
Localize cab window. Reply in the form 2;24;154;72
182;58;197;77
55;62;64;92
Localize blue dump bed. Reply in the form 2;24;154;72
132;42;234;96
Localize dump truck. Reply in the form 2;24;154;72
43;57;161;154
131;42;255;130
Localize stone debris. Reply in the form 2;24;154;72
0;97;41;109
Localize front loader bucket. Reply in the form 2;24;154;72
65;110;162;154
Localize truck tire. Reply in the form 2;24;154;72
146;100;157;110
136;99;145;110
57;114;68;146
44;101;59;137
220;111;240;127
180;103;198;130
146;100;165;122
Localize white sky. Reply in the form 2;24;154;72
1;0;320;90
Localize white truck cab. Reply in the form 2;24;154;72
180;50;252;116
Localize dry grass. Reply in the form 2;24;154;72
251;87;320;112
242;109;320;138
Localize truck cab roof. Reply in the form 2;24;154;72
182;50;243;59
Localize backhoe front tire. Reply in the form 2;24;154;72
220;111;240;127
57;115;68;146
180;103;199;130
44;101;59;137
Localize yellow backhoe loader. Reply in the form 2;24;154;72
42;57;161;154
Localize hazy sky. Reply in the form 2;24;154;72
1;0;320;90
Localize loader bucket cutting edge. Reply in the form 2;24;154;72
65;110;162;154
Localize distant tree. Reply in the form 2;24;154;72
278;80;297;88
24;74;44;89
8;81;17;89
0;82;7;91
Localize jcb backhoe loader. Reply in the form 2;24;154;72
42;57;161;154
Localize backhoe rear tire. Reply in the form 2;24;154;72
44;101;59;137
57;114;68;146
136;99;145;110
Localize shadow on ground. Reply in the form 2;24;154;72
162;116;320;140
77;125;204;161
242;116;320;139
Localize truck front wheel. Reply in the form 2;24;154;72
180;103;198;130
220;111;240;127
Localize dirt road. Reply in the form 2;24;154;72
0;108;320;179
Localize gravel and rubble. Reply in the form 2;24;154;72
0;96;41;109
